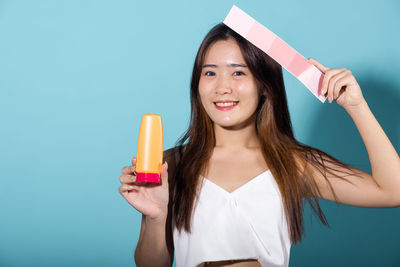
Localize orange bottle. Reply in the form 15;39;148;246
135;114;163;183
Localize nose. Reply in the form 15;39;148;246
215;74;232;95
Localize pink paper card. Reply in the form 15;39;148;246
223;5;326;102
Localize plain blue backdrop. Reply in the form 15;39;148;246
1;0;399;266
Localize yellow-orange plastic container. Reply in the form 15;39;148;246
135;114;163;183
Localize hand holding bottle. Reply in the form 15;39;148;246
119;157;170;221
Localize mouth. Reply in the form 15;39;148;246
213;101;239;111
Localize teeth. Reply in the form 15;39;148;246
215;102;238;107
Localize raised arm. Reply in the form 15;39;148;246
307;58;400;207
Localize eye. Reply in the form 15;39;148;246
233;71;245;76
204;71;215;76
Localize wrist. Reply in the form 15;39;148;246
145;213;168;226
345;99;369;117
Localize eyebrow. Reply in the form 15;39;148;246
202;63;248;68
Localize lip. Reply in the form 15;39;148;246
213;101;239;111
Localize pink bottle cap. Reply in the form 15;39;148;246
136;172;161;183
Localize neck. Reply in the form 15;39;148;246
214;118;261;149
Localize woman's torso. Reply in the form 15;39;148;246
172;147;291;266
202;148;267;266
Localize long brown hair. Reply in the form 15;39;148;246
171;23;355;244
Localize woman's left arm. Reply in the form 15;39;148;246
308;58;400;207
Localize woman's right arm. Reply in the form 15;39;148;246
119;148;176;267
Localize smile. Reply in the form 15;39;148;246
214;101;239;111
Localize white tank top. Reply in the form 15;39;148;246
172;169;292;267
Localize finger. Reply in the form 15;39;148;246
327;69;348;102
160;161;169;186
120;174;137;184
132;157;137;166
121;165;135;175
309;57;330;73
333;74;351;100
321;69;343;96
119;184;139;195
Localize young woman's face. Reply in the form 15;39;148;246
199;38;260;129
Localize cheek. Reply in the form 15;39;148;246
198;80;206;99
238;84;259;106
249;82;260;105
198;83;213;106
246;97;259;113
198;89;207;106
198;90;211;113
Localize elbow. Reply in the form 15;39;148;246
389;189;400;207
394;179;400;207
394;194;400;207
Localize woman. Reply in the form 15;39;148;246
119;23;400;267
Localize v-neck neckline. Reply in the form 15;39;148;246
201;169;271;196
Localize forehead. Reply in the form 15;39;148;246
203;38;246;63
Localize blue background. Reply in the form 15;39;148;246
1;0;399;266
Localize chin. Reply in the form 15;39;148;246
214;119;245;129
213;114;255;130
